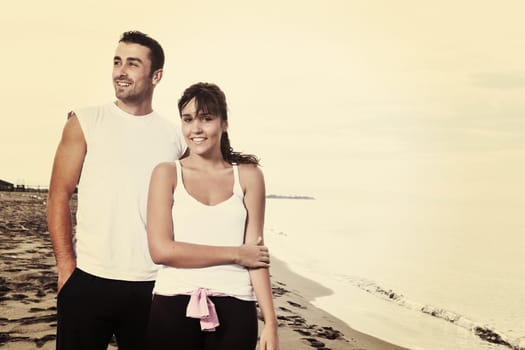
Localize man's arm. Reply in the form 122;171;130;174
47;113;86;292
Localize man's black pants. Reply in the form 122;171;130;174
56;268;154;350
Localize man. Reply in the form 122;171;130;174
47;30;270;350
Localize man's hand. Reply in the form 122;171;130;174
57;260;76;293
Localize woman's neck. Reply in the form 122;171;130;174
182;154;230;171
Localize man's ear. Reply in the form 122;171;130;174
152;69;163;85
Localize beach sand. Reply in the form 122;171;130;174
0;191;408;350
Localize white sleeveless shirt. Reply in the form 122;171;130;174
153;161;256;301
74;102;186;281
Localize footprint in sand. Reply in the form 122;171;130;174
278;306;292;312
302;337;329;349
287;300;307;309
271;285;290;297
35;334;56;347
294;328;312;336
316;326;345;340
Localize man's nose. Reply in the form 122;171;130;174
116;64;128;77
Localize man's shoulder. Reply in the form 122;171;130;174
73;102;113;118
152;112;180;129
70;103;117;135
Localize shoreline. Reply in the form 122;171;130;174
265;256;410;350
0;191;409;350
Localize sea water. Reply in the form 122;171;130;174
264;195;525;350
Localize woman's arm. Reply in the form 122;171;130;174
241;164;279;350
147;162;270;268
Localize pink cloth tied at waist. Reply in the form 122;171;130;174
186;288;224;331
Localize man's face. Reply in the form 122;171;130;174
112;42;155;103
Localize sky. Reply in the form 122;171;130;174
1;0;524;209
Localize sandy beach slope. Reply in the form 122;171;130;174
0;192;408;350
266;257;409;350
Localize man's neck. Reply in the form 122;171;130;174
115;99;153;116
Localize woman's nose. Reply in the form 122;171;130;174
191;120;203;133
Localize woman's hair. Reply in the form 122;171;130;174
178;82;260;165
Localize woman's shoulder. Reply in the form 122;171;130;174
237;163;264;189
153;161;178;173
151;162;178;182
237;163;263;176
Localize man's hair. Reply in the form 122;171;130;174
119;31;165;75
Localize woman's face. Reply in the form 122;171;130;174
180;97;227;158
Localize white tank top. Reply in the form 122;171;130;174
153;161;256;300
74;102;186;281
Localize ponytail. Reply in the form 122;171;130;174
220;131;259;165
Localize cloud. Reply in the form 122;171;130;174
471;72;525;89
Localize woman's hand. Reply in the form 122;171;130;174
259;321;279;350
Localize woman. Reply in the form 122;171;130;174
146;82;279;350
